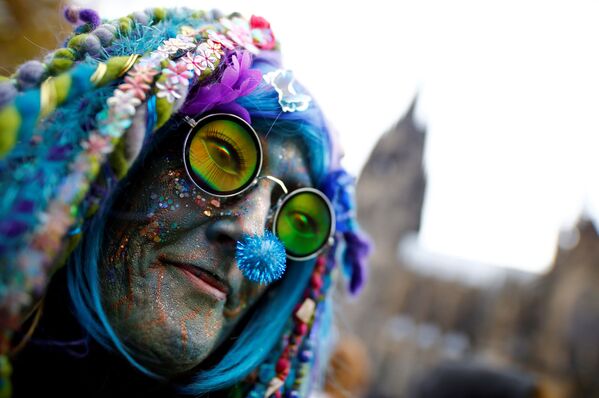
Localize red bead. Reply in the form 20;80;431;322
310;275;322;290
276;358;290;374
295;322;308;336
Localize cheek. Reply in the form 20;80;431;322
139;168;249;243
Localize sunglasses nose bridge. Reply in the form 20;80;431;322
233;177;281;237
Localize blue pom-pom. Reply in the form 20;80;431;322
236;231;287;284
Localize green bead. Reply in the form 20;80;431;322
153;8;167;22
118;17;133;34
67;34;89;52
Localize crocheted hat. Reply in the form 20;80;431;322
0;7;369;397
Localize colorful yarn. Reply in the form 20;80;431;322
15;61;46;91
63;6;101;29
0;83;17;108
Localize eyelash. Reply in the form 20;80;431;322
203;128;248;169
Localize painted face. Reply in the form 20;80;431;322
99;123;312;377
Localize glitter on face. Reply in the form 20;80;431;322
100;134;312;377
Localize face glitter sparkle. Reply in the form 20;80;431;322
98;132;312;376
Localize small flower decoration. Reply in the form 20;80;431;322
207;30;235;50
163;60;194;87
42;202;73;237
81;133;113;156
128;63;160;83
204;39;224;60
156;35;197;56
118;74;151;100
220;17;259;54
182;48;217;77
263;69;312;112
106;89;141;116
156;80;183;103
250;15;276;50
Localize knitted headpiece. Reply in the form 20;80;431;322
0;7;370;397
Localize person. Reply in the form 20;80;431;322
0;6;370;398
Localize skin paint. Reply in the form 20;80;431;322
99;129;313;378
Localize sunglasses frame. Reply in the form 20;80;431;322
183;113;264;198
271;187;336;261
182;113;336;261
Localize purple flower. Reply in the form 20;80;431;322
181;50;262;122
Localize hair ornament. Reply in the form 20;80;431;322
0;11;274;334
263;69;312;112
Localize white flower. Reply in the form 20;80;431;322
106;89;141;116
156;35;197;56
156;80;183;103
203;39;224;60
182;48;217;77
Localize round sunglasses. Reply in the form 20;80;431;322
182;113;335;261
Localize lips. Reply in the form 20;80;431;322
160;256;230;301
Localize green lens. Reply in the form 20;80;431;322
186;116;261;195
275;190;333;258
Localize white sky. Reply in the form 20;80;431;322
78;0;599;274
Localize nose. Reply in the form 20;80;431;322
204;179;274;246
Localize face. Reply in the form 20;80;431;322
99;122;312;377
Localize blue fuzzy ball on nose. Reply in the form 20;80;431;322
236;231;287;284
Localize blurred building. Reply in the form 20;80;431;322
343;98;599;398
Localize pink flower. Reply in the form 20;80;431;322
129;63;160;84
220;17;259;54
81;133;113;156
203;39;224;59
118;74;151;100
156;80;183;103
182;48;217;77
163;60;194;87
208;30;235;50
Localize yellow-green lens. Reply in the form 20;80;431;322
186;116;260;195
275;190;332;258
